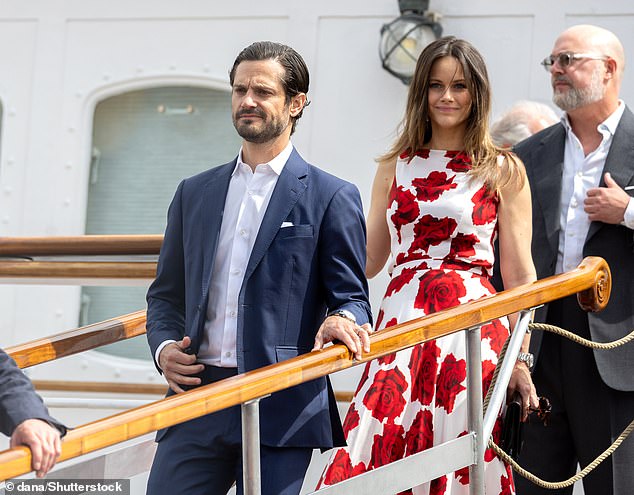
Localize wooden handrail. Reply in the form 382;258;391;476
0;235;163;256
0;256;611;480
0;261;157;281
6;310;147;369
30;380;356;402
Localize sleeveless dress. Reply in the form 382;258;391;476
318;150;514;495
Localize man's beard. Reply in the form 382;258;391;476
233;108;289;144
552;67;605;111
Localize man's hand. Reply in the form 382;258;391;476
312;316;372;360
158;336;205;393
11;419;61;478
585;172;630;224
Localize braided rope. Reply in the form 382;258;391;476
483;322;634;489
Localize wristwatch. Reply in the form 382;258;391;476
517;352;534;370
327;309;357;324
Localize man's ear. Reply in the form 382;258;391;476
289;93;307;117
605;57;618;80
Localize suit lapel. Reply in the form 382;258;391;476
201;161;235;298
243;148;308;281
586;106;634;243
527;124;566;256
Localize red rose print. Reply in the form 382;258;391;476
445;151;472;172
435;353;467;413
471;185;498;225
409;341;440;406
412;215;457;253
454;431;470;484
500;472;514;495
485;417;503;462
320;449;366;486
375;309;385;330
412;171;457;202
385;318;398;328
356;362;371;394
378;352;396;365
400;148;430;161
405;409;434;455
414;270;467;314
391;186;419;242
448;233;479;258
430;475;448;495
369;423;406;469
413;149;430;159
440;258;479;272
481;319;508;355
455;465;469;485
363;368;409;423
342;403;360;434
481;359;497;400
395;251;430;267
377;319;399;365
385;267;418;297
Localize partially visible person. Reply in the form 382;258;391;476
0;348;66;477
145;41;372;495
512;24;634;495
318;36;537;494
490;100;559;148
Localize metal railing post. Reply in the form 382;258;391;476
482;310;532;440
242;399;262;495
466;325;485;495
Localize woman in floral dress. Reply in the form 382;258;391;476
318;37;538;494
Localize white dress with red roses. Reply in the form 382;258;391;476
318;150;514;495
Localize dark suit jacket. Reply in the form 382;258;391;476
146;147;371;448
513;106;634;392
0;349;66;437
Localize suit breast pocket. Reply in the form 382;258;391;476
276;224;314;240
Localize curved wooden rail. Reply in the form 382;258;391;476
0;261;157;282
0;256;611;480
6;310;147;369
0;235;163;256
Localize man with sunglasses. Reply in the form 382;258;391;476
512;25;634;495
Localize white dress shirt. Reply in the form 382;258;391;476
155;141;293;368
556;101;632;274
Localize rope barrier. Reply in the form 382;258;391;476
485;322;634;490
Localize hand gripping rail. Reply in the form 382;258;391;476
0;256;611;495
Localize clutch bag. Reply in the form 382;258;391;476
500;392;523;460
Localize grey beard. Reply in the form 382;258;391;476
553;70;605;111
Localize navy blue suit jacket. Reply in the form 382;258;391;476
0;349;66;437
146;147;371;448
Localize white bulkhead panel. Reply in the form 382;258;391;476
0;0;631;390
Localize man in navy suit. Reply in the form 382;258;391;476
146;41;372;495
511;25;634;495
0;348;66;477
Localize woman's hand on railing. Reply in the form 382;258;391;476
507;362;538;422
312;317;372;361
158;336;205;393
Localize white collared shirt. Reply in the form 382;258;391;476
556;102;630;274
155;141;293;368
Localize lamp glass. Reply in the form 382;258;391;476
380;16;438;82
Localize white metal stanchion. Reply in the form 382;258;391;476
466;325;485;495
242;399;262;495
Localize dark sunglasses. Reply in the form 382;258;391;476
541;52;608;72
528;396;552;425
